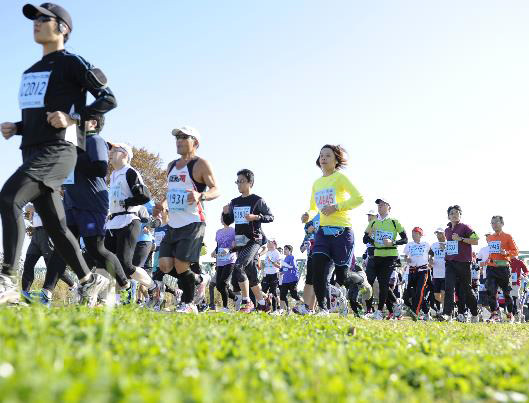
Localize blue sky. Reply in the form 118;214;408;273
1;1;529;262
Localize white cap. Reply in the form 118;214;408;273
434;227;445;233
366;209;377;216
109;142;133;163
171;126;201;145
375;197;391;206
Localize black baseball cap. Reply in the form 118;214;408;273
23;3;73;31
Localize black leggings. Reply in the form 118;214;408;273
44;234;130;291
279;282;300;308
105;221;142;278
216;264;234;308
0;171;90;279
22;252;75;291
366;256;397;313
133;241;152;268
312;253;334;310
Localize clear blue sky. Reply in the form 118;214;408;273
1;1;529;262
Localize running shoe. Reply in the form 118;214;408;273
21;290;38;304
406;306;418;321
174;289;183;305
240;301;255;313
79;274;110;307
218;307;231;313
293;303;311;315
193;273;210;305
437;314;451;322
147;282;161;309
470;315;480;323
506;313;515;323
269;309;284;316
234;294;243;311
456;313;468;323
175;302;198;314
256;301;271;313
315;309;330;316
372;310;384;320
393;303;403;319
386;312;395;320
39;291;51;308
0;275;20;305
488;312;501;323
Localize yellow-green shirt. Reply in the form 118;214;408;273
307;171;363;227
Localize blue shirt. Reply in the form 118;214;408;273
64;133;109;213
137;201;155;243
280;255;299;284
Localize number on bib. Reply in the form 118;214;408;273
445;241;459;256
512;272;518;283
19;72;51;109
374;230;394;245
315;188;336;210
488;240;501;254
167;189;188;212
234;206;251;225
110;185;122;209
410;244;426;257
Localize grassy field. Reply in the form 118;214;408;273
0;307;528;402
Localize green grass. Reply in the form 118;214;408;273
0;307;528;402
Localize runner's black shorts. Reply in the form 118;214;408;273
159;222;205;263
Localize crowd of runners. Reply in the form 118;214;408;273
1;3;528;323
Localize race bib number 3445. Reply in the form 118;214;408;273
19;71;51;109
315;188;336;210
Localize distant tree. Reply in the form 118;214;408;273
107;146;167;203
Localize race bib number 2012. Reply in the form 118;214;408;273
19;71;51;109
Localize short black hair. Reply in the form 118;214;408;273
491;215;504;224
284;245;293;252
447;205;462;216
237;169;254;186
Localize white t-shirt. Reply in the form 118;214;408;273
403;241;430;268
264;249;282;275
430;242;446;279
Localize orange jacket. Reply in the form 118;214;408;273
486;232;518;267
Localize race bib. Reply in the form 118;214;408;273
217;247;231;262
488;240;501;254
167;189;188;212
479;283;485;292
110;185;122;210
63;170;75;185
154;231;166;247
19;71;51;109
234;206;251;225
512;272;518;283
374;230;394;245
410;244;426;257
434;246;446;259
315;188;336;210
445;240;459;256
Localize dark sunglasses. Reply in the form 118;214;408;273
34;15;56;23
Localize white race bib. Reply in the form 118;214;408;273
446;241;459;256
374;230;394;245
217;247;231;262
110;185;122;210
167;189;188;212
434;246;446;259
410;244;426;257
479;284;485;292
315;188;336;210
19;71;51;109
488;240;501;254
63;170;75;185
234;206;251;225
512;272;518;283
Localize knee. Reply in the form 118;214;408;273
159;258;173;273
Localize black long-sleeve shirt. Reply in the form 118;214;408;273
222;194;273;244
16;49;117;151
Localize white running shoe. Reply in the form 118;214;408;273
315;309;330;316
470;315;480;323
293;303;311;315
79;274;110;307
456;313;468;323
373;310;384;320
234;294;243;311
0;275;19;305
175;302;198;314
219;307;231;313
393;303;403;319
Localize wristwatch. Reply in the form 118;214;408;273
200;193;207;202
69;113;81;126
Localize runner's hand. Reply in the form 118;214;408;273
301;212;309;223
245;214;260;222
383;238;393;247
46;111;75;129
321;205;337;216
1;122;17;139
186;189;200;204
452;234;462;241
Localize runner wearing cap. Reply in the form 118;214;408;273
159;126;220;314
429;227;447;315
222;169;274;313
38;118;137;306
439;205;480;322
301;145;364;315
364;197;407;320
0;2;116;303
484;216;519;322
403;227;431;320
104;142;161;305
